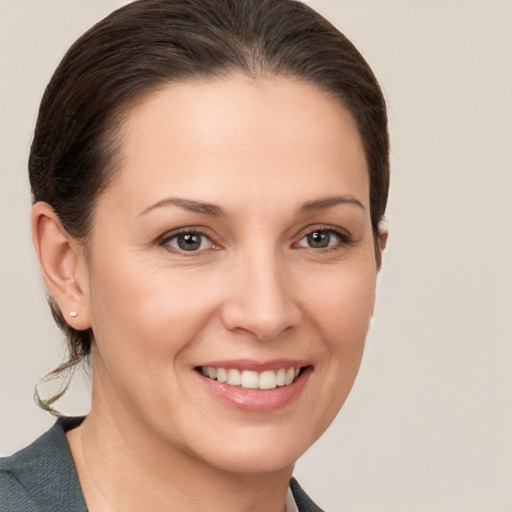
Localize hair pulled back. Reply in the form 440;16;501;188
29;0;389;411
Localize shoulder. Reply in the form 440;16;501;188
290;477;326;512
0;417;87;512
0;468;40;512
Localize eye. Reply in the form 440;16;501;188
162;231;213;252
297;228;347;249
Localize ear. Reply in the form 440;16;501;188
374;224;388;272
31;202;91;331
378;225;388;252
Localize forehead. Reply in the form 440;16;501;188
106;75;369;213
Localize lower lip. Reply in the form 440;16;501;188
197;367;312;412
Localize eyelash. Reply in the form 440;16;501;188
159;225;353;254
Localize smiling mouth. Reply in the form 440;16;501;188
196;366;307;390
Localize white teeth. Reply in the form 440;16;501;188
276;368;286;386
227;368;241;386
200;366;303;390
258;370;277;390
241;370;259;389
216;367;227;383
285;368;295;385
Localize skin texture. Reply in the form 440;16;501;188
32;75;384;512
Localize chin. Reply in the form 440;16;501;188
190;426;314;475
207;448;299;475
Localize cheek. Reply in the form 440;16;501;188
299;262;376;424
87;256;222;366
303;263;376;347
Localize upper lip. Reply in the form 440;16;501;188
195;359;311;372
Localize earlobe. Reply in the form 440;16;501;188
31;202;91;331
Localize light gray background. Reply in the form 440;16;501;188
1;1;511;510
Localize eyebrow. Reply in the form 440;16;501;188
139;194;365;218
139;197;224;217
298;195;365;214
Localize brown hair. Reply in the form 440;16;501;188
29;0;389;411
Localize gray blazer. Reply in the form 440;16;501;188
0;417;324;512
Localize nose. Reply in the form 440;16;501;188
220;250;301;341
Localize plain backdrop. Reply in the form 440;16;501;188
1;1;511;511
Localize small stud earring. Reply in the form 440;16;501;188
69;311;78;318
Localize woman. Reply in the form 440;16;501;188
0;0;389;510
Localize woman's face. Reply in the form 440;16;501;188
82;76;379;473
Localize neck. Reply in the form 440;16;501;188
67;405;293;512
